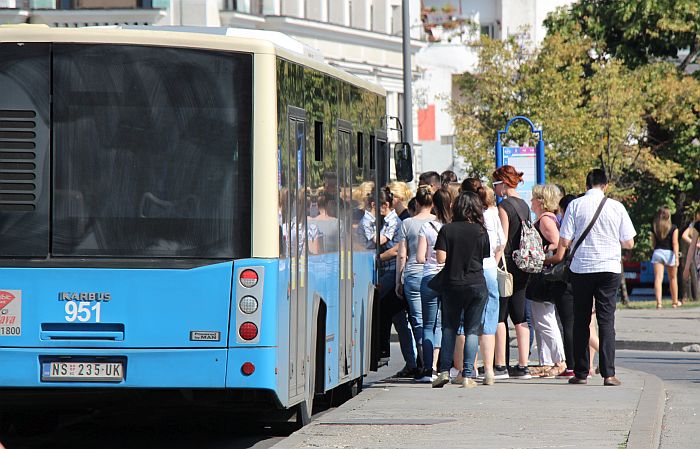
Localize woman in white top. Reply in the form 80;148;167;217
461;179;505;385
415;187;454;382
396;186;436;378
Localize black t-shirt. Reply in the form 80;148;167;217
695;221;700;234
434;221;490;286
499;197;530;258
654;224;677;250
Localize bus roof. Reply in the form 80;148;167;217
0;24;386;96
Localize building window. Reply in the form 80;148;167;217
391;5;401;35
481;23;495;39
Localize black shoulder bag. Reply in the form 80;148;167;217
543;197;608;283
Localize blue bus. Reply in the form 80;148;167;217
0;25;410;426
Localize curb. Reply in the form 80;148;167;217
626;371;665;449
616;340;698;352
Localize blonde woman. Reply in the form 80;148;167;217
651;206;680;308
528;184;567;377
388;181;412;220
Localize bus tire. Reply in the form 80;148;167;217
295;397;312;428
328;377;360;406
295;346;315;428
296;300;325;428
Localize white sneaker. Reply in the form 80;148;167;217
449;367;459;381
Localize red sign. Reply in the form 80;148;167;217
0;290;15;311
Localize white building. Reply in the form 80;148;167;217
0;0;426;151
0;0;575;179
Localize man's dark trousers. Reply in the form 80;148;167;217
570;272;621;379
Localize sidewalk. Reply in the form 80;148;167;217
271;305;694;449
615;306;700;351
273;367;662;449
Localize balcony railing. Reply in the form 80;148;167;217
13;0;158;8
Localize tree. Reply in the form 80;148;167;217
544;0;700;72
544;0;700;224
449;18;700;260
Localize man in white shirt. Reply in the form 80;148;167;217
558;169;636;386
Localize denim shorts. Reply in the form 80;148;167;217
481;266;500;335
651;249;676;266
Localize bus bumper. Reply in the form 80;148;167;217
0;347;281;398
225;346;278;391
0;347;228;388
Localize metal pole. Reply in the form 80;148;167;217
402;0;413;146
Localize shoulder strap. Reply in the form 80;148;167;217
502;197;528;225
569;197;608;259
428;221;439;233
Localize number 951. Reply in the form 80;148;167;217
65;301;101;323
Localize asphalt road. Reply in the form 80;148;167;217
0;346;404;449
4;344;694;449
618;349;700;449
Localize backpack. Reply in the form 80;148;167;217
507;201;545;273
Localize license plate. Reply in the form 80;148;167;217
41;361;124;382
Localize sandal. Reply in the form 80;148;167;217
540;363;566;378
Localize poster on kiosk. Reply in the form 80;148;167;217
495;116;545;215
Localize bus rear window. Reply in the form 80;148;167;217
52;44;252;258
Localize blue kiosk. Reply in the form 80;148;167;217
495;116;546;204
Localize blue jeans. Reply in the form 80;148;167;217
481;267;500;335
420;274;442;371
439;282;488;376
403;271;423;347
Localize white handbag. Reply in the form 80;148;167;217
497;253;513;297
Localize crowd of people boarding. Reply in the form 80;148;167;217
370;166;641;388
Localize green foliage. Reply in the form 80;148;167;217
450;0;700;238
544;0;700;71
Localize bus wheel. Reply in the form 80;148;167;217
295;396;313;428
329;377;360;406
295;363;315;427
296;339;317;428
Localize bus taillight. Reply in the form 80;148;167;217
239;322;258;340
239;269;258;288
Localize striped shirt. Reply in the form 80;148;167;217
559;188;637;274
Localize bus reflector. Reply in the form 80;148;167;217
241;362;255;375
240;269;258;288
239;296;258;314
239;322;258;340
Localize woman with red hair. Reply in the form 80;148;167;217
492;165;532;380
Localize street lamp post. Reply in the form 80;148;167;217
402;0;413;147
